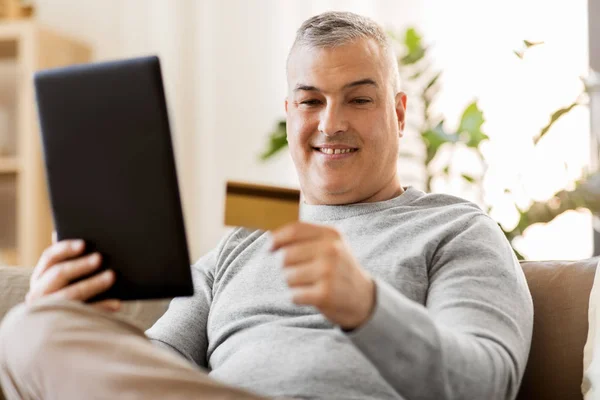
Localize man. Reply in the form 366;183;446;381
0;11;533;400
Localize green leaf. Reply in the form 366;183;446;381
422;121;458;164
422;86;440;106
505;169;600;238
524;40;544;48
424;71;442;93
461;174;476;183
456;101;489;148
400;27;426;65
423;122;457;148
421;71;442;106
533;101;580;145
401;49;426;66
408;68;426;80
260;120;288;161
404;27;423;54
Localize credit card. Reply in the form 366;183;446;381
224;181;300;231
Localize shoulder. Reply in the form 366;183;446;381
407;190;494;231
411;190;482;212
215;227;268;261
415;194;511;261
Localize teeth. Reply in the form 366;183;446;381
318;148;356;155
319;148;355;154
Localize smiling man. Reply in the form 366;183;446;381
286;31;405;206
0;11;532;400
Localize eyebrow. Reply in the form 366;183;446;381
293;78;378;93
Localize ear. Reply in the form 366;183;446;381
395;92;407;137
285;98;289;113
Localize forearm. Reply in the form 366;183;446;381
346;279;527;400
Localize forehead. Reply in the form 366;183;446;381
287;39;388;92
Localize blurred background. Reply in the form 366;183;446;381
0;0;597;265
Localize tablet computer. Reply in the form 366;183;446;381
33;55;194;301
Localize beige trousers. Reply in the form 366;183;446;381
0;299;269;400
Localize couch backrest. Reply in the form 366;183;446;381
517;258;599;400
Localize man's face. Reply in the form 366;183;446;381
286;38;407;205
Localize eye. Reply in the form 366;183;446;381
300;99;323;107
351;98;372;105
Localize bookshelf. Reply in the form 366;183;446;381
0;21;91;267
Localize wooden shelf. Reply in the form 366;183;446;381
0;22;92;267
0;156;18;173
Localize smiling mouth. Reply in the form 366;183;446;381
313;147;359;155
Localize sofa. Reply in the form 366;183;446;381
0;259;598;400
518;258;598;400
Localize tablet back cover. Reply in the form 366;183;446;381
34;56;193;301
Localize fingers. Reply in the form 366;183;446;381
92;299;121;312
50;269;116;302
280;241;320;266
289;283;327;307
30;253;103;299
31;240;86;284
28;236;118;309
283;261;324;287
270;222;338;251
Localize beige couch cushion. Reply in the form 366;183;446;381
517;259;599;400
583;259;600;399
0;267;31;321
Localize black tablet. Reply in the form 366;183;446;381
33;55;194;301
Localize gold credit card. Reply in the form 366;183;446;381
224;181;300;231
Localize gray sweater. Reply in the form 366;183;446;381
146;187;533;400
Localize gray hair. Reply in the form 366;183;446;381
289;11;401;92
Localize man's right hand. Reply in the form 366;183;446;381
26;233;121;312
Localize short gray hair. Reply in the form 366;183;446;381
289;11;400;92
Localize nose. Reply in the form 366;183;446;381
318;102;348;136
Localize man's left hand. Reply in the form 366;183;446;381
270;222;376;330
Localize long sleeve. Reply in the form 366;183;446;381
145;247;218;369
345;215;533;400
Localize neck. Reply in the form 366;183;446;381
357;176;404;204
303;176;404;205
